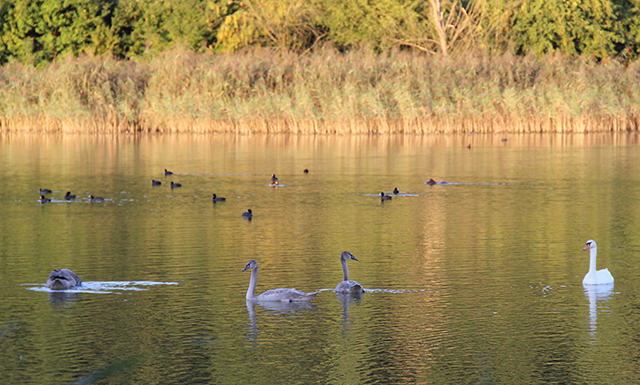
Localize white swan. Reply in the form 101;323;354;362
242;260;318;302
334;251;365;293
582;239;614;285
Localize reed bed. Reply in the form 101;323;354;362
1;48;639;134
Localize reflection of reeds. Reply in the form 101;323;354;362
1;48;639;133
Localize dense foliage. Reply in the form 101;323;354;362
0;0;639;65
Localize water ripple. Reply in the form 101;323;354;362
23;281;178;294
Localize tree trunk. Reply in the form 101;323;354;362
429;0;449;55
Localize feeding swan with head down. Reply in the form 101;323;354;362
45;269;83;290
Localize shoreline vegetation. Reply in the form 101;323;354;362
1;0;639;134
1;48;639;134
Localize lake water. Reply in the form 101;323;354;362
1;133;640;384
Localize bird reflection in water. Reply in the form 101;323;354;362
583;283;614;343
47;291;83;311
245;300;318;345
335;291;365;334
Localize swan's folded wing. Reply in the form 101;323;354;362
335;280;364;293
258;288;317;302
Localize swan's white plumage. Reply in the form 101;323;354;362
334;251;365;293
582;239;614;285
243;260;317;302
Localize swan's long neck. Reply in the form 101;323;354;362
247;267;258;300
341;257;350;281
589;247;598;273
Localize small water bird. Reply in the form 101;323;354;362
242;209;253;218
271;174;278;182
170;181;181;188
89;195;104;202
380;192;392;201
335;251;365;293
151;180;162;186
39;188;52;194
45;268;82;290
243;259;318;302
212;193;226;202
39;195;51;203
64;191;76;200
164;169;173;175
393;187;400;194
582;240;614;285
303;169;309;173
269;181;279;187
426;179;437;185
467;144;471;149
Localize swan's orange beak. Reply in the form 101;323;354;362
583;243;590;251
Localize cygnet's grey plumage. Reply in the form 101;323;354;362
243;259;318;302
334;251;365;293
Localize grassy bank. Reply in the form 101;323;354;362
1;48;639;134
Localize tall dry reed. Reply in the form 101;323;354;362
1;48;639;133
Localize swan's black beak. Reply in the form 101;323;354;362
242;265;250;272
352;256;359;261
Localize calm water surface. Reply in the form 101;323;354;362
2;133;640;384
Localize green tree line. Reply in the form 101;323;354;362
0;0;639;65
